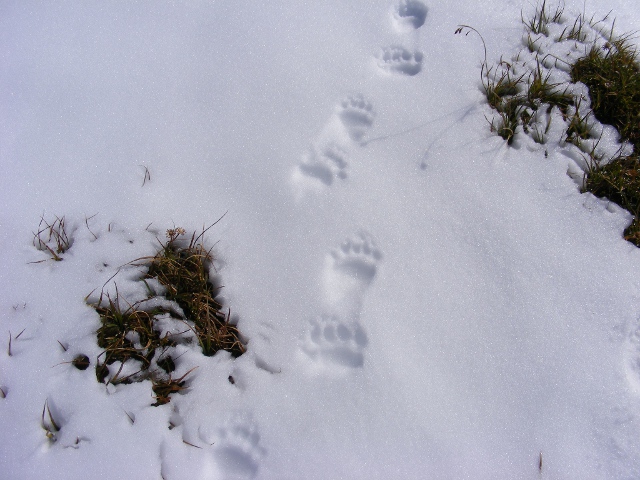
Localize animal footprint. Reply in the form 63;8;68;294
323;231;382;316
302;232;381;371
330;231;382;286
391;0;428;31
377;46;423;76
337;94;376;142
302;314;368;368
298;143;349;186
199;415;265;480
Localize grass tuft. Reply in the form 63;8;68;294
584;154;640;244
151;367;197;406
89;221;244;405
91;291;186;397
480;58;574;146
565;107;593;145
489;111;520;145
463;2;640;247
522;0;564;36
145;227;245;358
33;215;72;261
41;399;61;442
557;14;588;42
92;293;178;386
571;35;640;148
485;65;525;109
571;28;640;246
526;63;573;112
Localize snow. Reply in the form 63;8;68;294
2;0;640;478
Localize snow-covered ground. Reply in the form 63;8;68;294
2;1;640;478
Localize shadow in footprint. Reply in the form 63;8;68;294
330;231;383;288
392;0;428;31
337;94;376;142
303;314;368;368
301;231;382;370
377;46;423;76
298;143;349;186
323;231;382;313
197;415;265;480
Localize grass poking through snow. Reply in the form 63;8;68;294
146;228;245;358
93;294;175;384
572;30;640;245
88;224;244;406
521;0;564;36
32;215;73;261
151;367;197;406
571;35;640;147
585;155;640;244
460;1;640;247
41;399;61;443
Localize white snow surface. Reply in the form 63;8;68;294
2;1;640;478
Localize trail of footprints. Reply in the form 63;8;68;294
295;0;427;188
21;3;430;479
297;0;427;368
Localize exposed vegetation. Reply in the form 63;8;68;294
459;1;640;246
32;215;73;261
456;22;575;147
521;0;564;36
585;155;640;244
146;228;245;358
572;30;640;245
571;36;640;147
41;399;61;443
89;226;244;405
151;367;197;406
93;295;178;385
